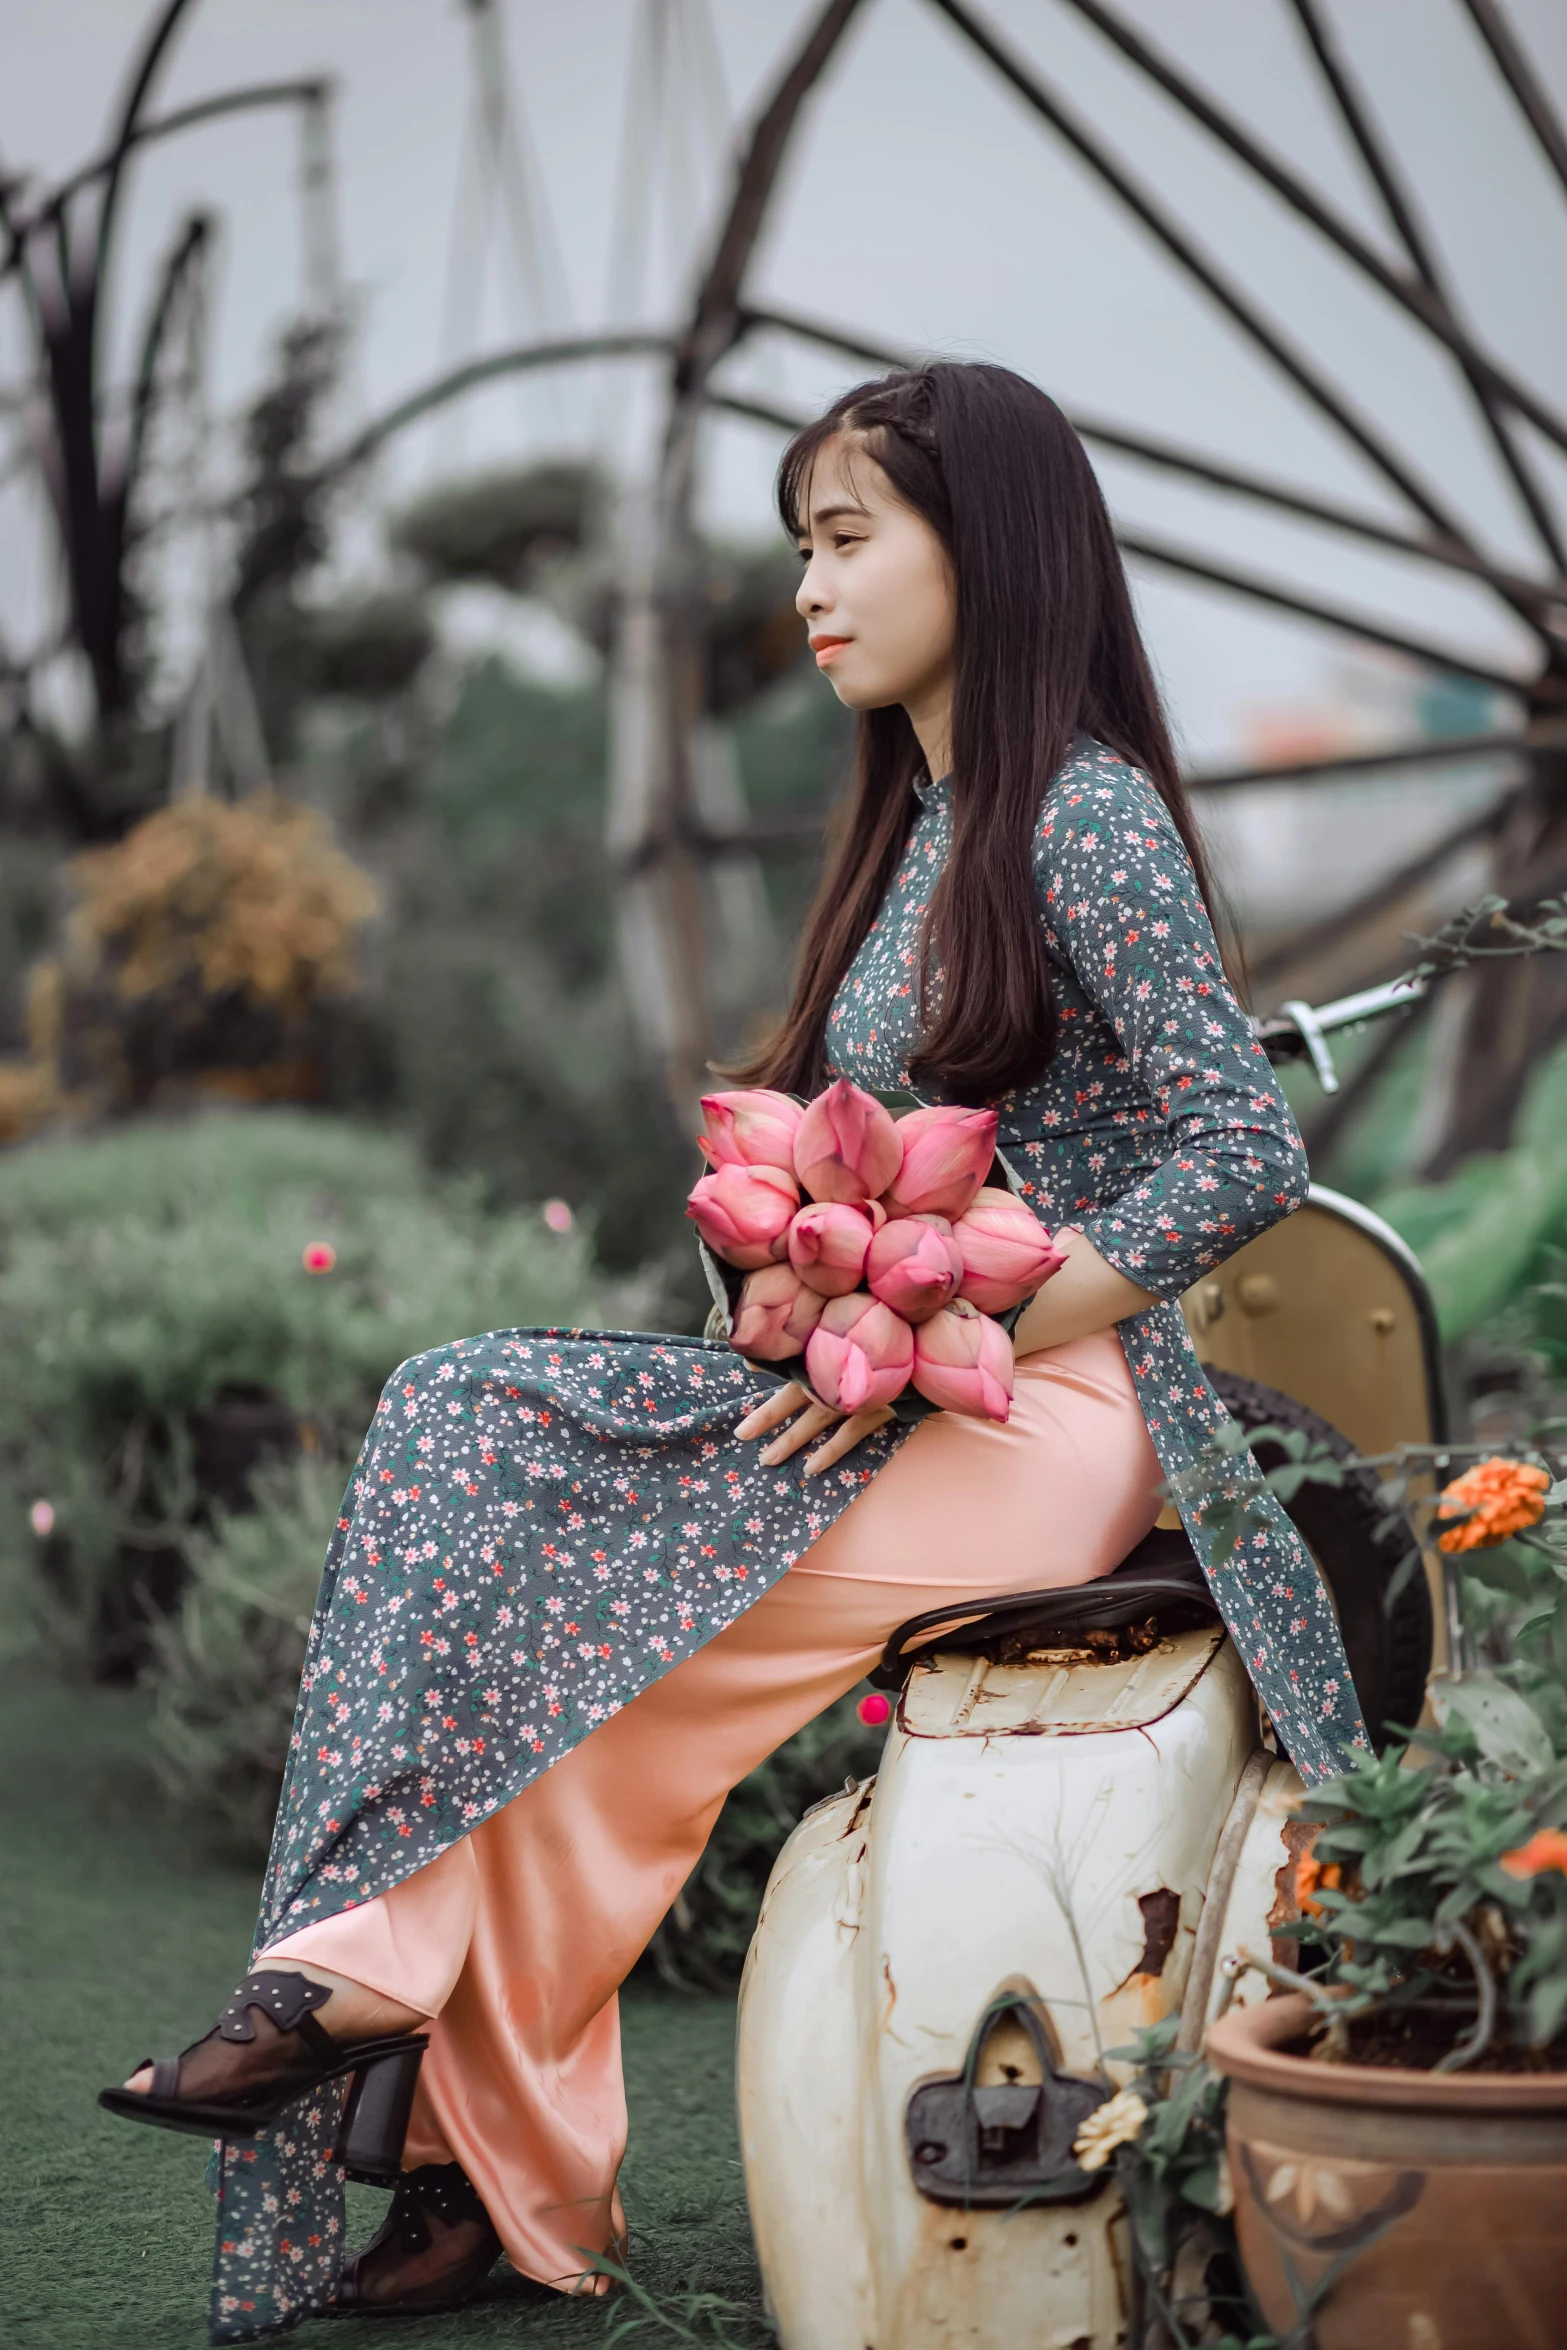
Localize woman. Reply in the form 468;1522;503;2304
103;364;1363;2341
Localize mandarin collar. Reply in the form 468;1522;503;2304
913;768;952;811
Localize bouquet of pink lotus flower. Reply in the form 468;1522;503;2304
686;1080;1066;1424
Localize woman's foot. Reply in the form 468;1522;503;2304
119;1963;423;2098
98;1966;428;2141
333;2165;502;2316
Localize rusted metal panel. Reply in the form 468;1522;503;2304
899;1625;1228;1739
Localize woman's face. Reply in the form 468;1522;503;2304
794;435;955;730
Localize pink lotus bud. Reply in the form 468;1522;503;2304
805;1292;914;1413
911;1299;1014;1422
793;1079;902;1204
686;1162;799;1269
698;1088;804;1173
730;1262;827;1360
883;1105;998;1219
866;1212;963;1323
952;1186;1066;1313
787;1200;878;1297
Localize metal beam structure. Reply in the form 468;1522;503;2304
1461;0;1567;205
1287;0;1565;572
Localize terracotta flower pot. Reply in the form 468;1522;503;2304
1206;1992;1567;2350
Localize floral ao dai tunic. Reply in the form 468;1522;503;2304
210;738;1362;2340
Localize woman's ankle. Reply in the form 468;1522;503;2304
254;1959;427;2041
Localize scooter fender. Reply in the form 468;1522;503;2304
738;1629;1300;2350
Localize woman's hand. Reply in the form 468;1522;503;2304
735;1383;895;1477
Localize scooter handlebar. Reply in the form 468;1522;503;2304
1253;974;1428;1093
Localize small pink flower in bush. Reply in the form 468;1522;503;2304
542;1198;574;1234
882;1105;998;1219
787;1200;879;1297
866;1212;963;1322
698;1088;804;1173
730;1263;827;1360
857;1692;892;1727
911;1299;1014;1422
686;1162;799;1269
302;1241;337;1275
793;1079;902;1203
29;1499;55;1538
952;1186;1065;1312
805;1292;914;1413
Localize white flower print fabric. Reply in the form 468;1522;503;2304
208;739;1362;2341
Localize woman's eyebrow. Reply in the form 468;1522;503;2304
806;500;873;528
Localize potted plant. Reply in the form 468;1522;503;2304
1206;1452;1567;2350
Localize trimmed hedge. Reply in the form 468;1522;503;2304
0;1109;654;1672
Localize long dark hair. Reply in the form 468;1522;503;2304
732;363;1222;1104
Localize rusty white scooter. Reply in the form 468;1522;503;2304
735;974;1445;2350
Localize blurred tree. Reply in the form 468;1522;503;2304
390;460;604;591
30;794;377;1114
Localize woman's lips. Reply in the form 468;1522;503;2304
811;636;851;666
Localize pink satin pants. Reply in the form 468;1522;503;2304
267;1328;1162;2290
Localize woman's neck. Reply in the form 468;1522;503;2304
902;675;953;783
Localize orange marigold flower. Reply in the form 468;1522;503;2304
1500;1828;1567;1880
1436;1456;1550;1553
1295;1853;1343;1916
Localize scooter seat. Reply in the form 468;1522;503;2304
867;1524;1217;1691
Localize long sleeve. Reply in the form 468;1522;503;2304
1034;753;1308;1300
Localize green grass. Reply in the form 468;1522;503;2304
0;1672;767;2349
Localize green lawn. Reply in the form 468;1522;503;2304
0;1672;766;2349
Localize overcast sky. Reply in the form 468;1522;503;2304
4;0;1566;785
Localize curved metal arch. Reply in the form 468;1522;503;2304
326;332;675;475
3;81;335;263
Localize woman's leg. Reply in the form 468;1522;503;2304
268;1327;1161;2293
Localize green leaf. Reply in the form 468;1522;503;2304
1528;1974;1567;2049
1433;1676;1556;1778
1267;1459;1345;1503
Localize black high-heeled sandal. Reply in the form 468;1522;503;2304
97;1969;428;2181
332;2163;502;2317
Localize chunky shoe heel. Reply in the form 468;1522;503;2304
336;2040;428;2186
98;1969;429;2142
333;2163;502;2317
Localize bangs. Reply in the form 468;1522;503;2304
776;411;868;539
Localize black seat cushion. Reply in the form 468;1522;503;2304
868;1524;1218;1691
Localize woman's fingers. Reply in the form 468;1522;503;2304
758;1400;841;1465
735;1382;810;1442
735;1383;894;1471
804;1403;895;1477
